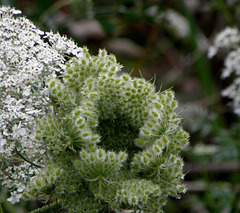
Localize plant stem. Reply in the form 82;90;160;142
181;0;216;97
99;178;102;196
29;201;62;213
15;146;42;168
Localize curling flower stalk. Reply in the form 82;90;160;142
33;48;189;212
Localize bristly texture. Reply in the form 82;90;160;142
29;47;189;213
0;6;83;204
208;27;240;115
0;6;189;213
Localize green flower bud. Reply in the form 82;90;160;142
29;46;189;212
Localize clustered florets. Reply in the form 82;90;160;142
0;6;189;213
28;47;189;212
208;27;240;115
0;6;83;203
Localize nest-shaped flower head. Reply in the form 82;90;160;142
26;48;189;213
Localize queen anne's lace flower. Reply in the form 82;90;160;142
1;6;189;213
29;48;189;212
208;27;240;58
208;27;240;115
0;6;83;203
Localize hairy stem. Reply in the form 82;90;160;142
29;201;62;213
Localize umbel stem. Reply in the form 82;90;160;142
29;201;62;213
15;146;43;168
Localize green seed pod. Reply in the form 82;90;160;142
29;47;189;213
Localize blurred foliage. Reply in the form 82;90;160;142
214;124;240;161
1;0;240;212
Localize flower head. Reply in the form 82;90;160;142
1;6;189;213
0;6;83;203
208;27;240;115
33;48;189;212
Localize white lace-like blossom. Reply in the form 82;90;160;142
0;6;83;203
208;27;240;116
1;6;189;212
208;27;240;58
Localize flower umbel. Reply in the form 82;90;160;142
0;6;83;202
208;27;240;115
1;6;189;213
33;48;189;212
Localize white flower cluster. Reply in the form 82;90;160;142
0;6;83;204
0;6;189;212
208;27;240;59
208;27;240;115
